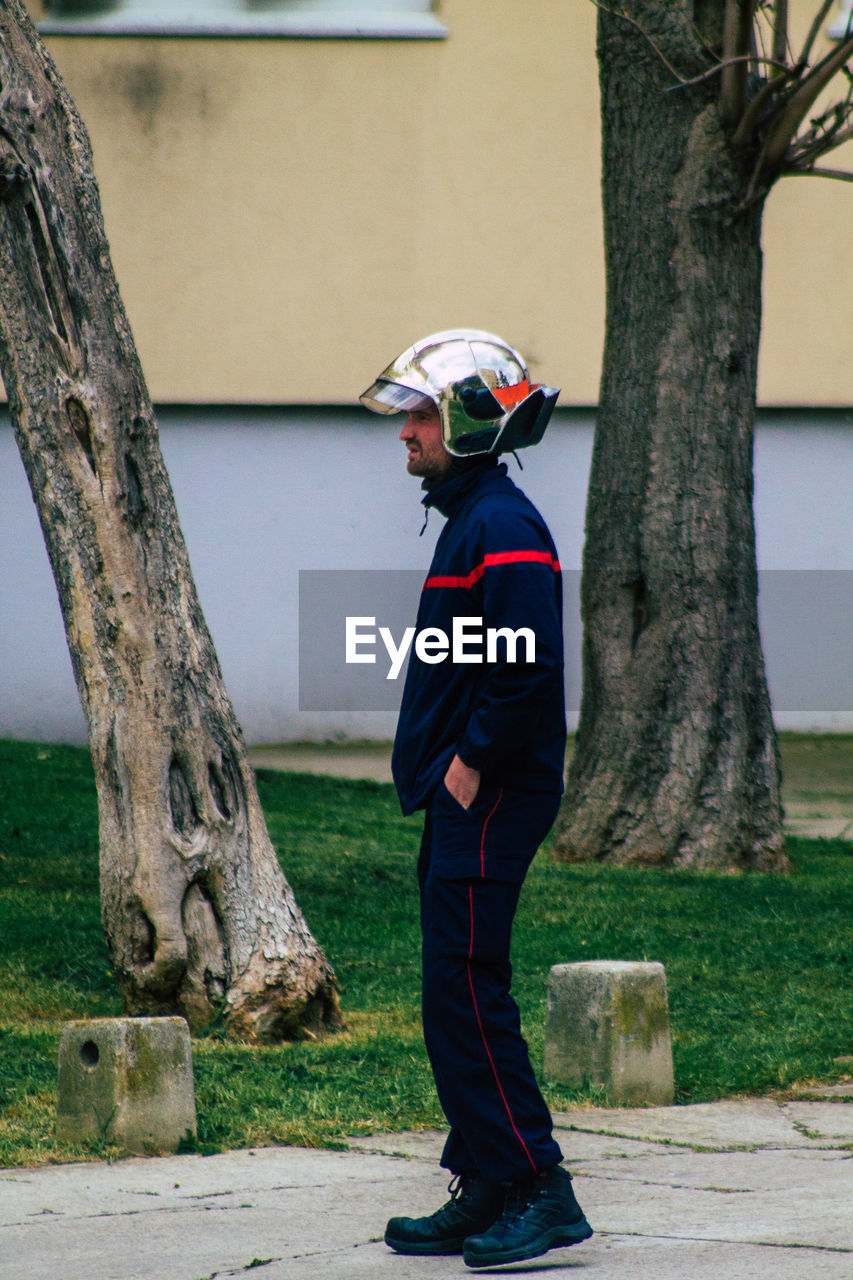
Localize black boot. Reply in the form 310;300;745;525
462;1165;593;1268
385;1174;505;1256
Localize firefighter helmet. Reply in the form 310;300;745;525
359;328;559;457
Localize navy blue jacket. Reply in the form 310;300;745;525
392;461;567;815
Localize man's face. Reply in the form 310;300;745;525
399;400;453;482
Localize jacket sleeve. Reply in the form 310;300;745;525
456;505;564;773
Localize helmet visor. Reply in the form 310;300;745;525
360;379;432;415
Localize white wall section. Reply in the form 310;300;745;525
1;407;850;743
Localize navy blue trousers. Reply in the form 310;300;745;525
418;780;564;1183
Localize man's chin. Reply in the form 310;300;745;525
407;454;452;482
407;459;437;478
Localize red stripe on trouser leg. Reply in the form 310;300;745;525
466;884;538;1174
479;787;503;876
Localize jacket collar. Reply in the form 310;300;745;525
422;457;506;519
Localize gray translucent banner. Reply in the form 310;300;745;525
757;570;852;712
299;571;423;711
299;569;851;714
298;569;583;712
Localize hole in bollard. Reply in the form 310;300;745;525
79;1040;100;1068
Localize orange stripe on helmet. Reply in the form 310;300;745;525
491;379;531;407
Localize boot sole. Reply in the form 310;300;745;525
463;1218;593;1268
384;1232;466;1256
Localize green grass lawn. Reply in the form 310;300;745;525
1;737;851;1167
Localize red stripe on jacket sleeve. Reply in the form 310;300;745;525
423;549;561;591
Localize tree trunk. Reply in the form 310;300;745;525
553;1;787;871
0;0;343;1036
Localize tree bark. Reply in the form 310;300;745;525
0;0;343;1036
553;0;788;871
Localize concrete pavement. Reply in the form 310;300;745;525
2;1096;852;1280
248;743;396;784
7;746;844;1279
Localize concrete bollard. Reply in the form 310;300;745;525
56;1016;197;1153
544;960;674;1105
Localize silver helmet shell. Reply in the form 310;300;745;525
359;328;559;457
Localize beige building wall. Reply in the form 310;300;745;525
25;1;853;405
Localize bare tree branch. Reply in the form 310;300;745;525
731;66;795;147
772;0;790;69
595;0;853;209
721;0;755;125
588;0;693;84
666;53;792;91
785;163;853;181
786;99;853;165
789;119;853;164
760;34;853;173
799;0;838;67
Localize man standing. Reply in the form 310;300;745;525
360;330;593;1269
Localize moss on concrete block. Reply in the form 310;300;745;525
56;1016;196;1153
544;960;674;1105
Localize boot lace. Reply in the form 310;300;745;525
495;1174;543;1225
429;1174;467;1225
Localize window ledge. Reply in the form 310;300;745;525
38;11;448;38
